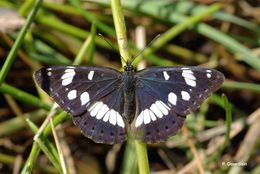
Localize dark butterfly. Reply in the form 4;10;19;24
34;62;224;144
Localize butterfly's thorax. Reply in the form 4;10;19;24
122;64;136;123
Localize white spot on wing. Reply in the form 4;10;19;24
103;111;110;122
88;102;98;111
182;69;196;87
150;103;163;118
163;71;170;80
88;71;94;80
181;91;190;101
87;101;124;127
116;113;125;128
90;102;103;117
182;72;195;79
135;111;144;127
168;92;177;105
135;100;172;127
155;101;168;115
206;70;212;78
65;69;75;73
62;78;73;86
109;109;117;125
143;109;151;124
80;92;89;105
149;110;157;121
96;104;109;119
159;100;170;110
61;69;75;86
185;78;196;87
67;90;77;100
47;71;52;76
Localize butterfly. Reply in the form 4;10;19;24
34;61;224;144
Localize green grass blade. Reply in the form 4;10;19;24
68;0;115;36
111;0;132;65
120;138;138;174
195;24;260;70
134;3;221;64
206;94;232;164
26;119;62;173
74;23;97;65
222;81;260;93
0;110;46;137
0;83;51;110
110;0;149;173
0;0;43;85
20;142;41;174
135;140;149;174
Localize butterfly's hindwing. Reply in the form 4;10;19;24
34;66;127;144
131;66;224;142
73;86;127;144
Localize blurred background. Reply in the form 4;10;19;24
0;0;259;173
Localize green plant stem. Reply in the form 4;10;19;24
74;23;96;65
120;138;138;174
111;0;132;65
135;140;150;174
206;94;231;164
0;83;51;110
0;153;17;165
68;0;115;36
111;0;149;174
0;109;46;137
50;119;68;174
20;142;41;174
21;112;69;174
27;119;62;173
222;80;260;93
43;111;69;136
0;0;43;85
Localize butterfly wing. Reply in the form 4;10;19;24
34;66;127;144
132;66;224;143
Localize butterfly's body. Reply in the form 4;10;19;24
35;63;224;144
122;67;136;124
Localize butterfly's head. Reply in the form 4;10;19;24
124;60;135;72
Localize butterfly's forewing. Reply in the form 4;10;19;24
34;66;127;144
132;66;224;142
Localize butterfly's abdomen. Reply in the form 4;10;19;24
122;70;136;123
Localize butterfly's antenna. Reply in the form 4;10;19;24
98;33;127;64
132;34;161;62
